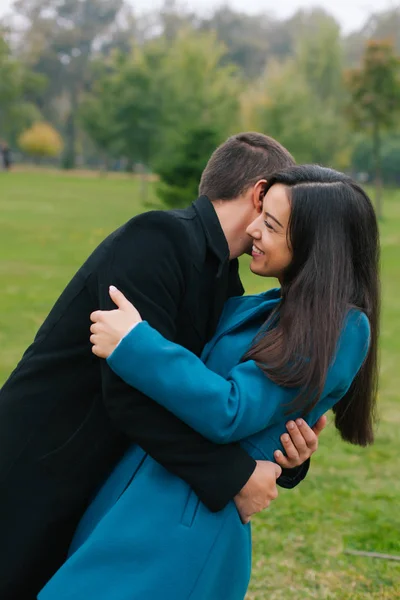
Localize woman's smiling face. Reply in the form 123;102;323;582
246;183;293;281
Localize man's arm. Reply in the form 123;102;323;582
94;211;258;512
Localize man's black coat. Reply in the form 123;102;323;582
0;196;307;599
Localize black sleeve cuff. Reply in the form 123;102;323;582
277;458;310;489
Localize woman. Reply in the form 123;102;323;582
39;165;379;600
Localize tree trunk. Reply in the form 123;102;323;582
63;88;78;170
372;124;383;219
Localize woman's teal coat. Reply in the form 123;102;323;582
39;289;370;600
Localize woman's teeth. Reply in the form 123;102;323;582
252;244;264;255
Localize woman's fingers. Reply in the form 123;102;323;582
282;429;301;461
312;414;327;436
274;419;321;468
291;420;318;452
274;450;291;468
90;322;100;334
90;310;103;323
91;344;103;358
109;286;134;311
90;336;108;358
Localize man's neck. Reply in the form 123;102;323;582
211;198;250;260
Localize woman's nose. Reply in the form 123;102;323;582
246;221;261;239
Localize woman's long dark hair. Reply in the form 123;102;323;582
244;165;380;446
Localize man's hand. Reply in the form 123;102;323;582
90;286;142;358
234;461;282;524
274;415;327;469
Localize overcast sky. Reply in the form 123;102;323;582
0;0;396;33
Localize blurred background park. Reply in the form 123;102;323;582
0;0;400;598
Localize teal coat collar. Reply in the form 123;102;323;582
201;288;281;363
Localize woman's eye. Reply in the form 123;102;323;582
264;220;274;231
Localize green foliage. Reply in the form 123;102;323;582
200;7;273;79
150;29;240;195
18;122;64;158
345;40;400;216
112;44;165;166
344;8;400;66
3;3;400;184
81;28;239;202
258;65;345;165
346;40;400;131
79;64;123;159
156;126;221;208
81;43;164;167
296;12;343;101
0;33;46;144
154;29;240;158
252;21;351;169
352;134;400;184
13;0;125;168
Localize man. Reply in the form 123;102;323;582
0;132;325;599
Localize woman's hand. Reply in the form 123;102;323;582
274;415;327;469
90;286;142;358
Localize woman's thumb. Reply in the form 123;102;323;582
109;285;133;311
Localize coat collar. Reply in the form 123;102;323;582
192;195;242;339
201;289;281;363
193;196;229;271
175;195;244;340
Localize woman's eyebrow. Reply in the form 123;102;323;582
265;211;283;228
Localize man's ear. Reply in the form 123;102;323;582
252;179;268;213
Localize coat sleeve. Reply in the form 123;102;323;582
107;310;371;444
94;211;257;512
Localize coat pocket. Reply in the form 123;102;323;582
181;488;201;528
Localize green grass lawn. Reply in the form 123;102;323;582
1;171;399;599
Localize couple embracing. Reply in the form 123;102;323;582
0;133;379;599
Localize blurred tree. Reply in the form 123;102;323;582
79;62;123;170
161;30;239;130
82;28;239;204
296;12;343;101
156;126;220;207
81;41;164;178
159;0;197;42
96;4;138;57
114;44;164;172
272;7;341;69
248;18;351;169
153;29;240;205
0;31;45;145
8;1;400;176
345;40;400;217
352;134;400;185
200;7;341;80
200;7;272;79
257;62;349;166
18;121;63;159
344;8;400;66
13;0;125;168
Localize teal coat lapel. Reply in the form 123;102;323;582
201;288;281;364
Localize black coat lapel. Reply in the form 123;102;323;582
208;257;245;339
207;259;230;340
